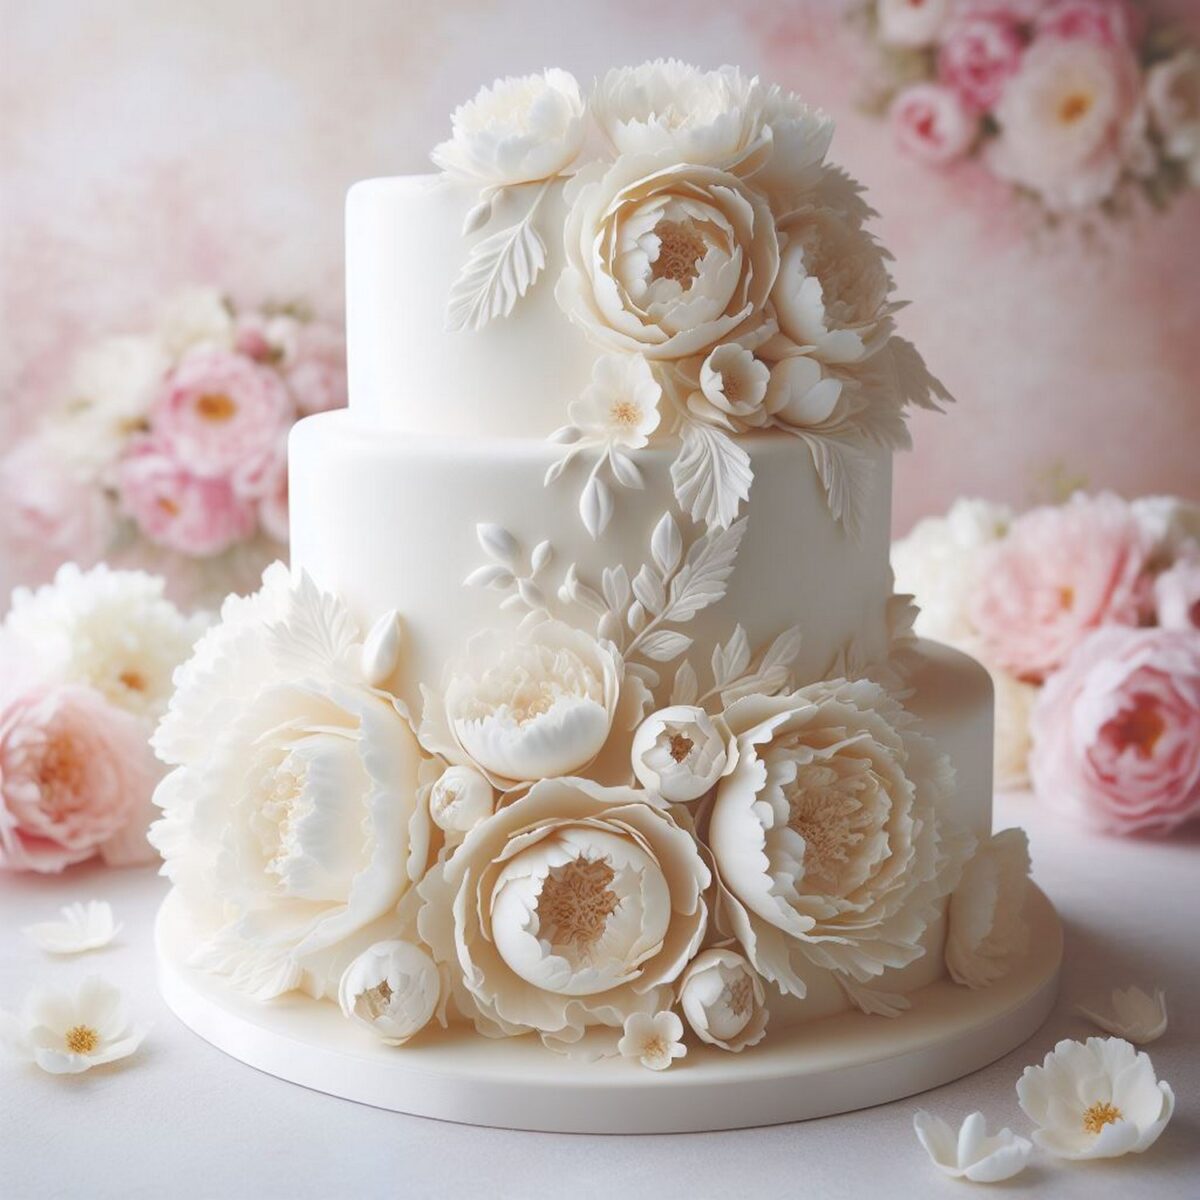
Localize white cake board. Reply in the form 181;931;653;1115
156;887;1062;1134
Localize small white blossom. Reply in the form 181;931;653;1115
22;901;121;955
631;705;731;803
688;345;771;431
567;354;663;450
157;286;234;357
338;940;443;1046
428;764;495;833
677;949;768;1052
913;1110;1032;1184
1077;986;1168;1046
618;1009;687;1071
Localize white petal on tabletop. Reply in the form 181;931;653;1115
913;1110;1032;1183
1077;985;1168;1045
22;901;122;954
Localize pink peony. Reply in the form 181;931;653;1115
0;682;161;872
116;436;257;558
150;346;293;481
1155;557;1200;632
890;83;979;164
285;322;348;415
1030;627;1200;836
970;492;1149;682
1035;0;1142;49
938;16;1025;111
232;432;289;542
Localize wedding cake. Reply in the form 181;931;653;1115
151;61;1058;1130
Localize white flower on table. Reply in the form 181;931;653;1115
566;353;663;450
687;344;771;432
1077;986;1168;1046
0;976;146;1074
912;1110;1032;1184
428;764;495;834
631;704;731;803
1017;1038;1175;1160
338;940;443;1046
618;1010;687;1071
677;948;768;1053
22;900;121;955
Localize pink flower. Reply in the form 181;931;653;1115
1035;0;1142;49
150;347;293;481
890;83;979;164
938;16;1025;111
116;437;257;558
0;683;160;872
1155;557;1200;632
970;493;1150;682
233;433;289;542
1030;627;1200;836
284;322;347;415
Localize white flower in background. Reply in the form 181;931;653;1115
3;563;208;723
891;498;1013;647
592;60;766;166
618;1009;687;1071
157;285;235;357
557;155;780;361
678;948;768;1052
1154;556;1200;631
1077;986;1168;1046
709;679;969;995
418;777;709;1056
431;69;585;186
764;356;845;429
1017;1038;1175;1160
150;566;430;1002
1147;50;1200;185
945;828;1031;989
0;976;146;1074
1131;494;1200;564
876;0;949;48
631;705;731;803
991;668;1038;791
22;900;121;955
687;344;771;431
567;353;663;449
913;1110;1032;1184
427;764;494;833
338;940;443;1045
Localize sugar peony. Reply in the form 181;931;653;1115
688;344;771;431
938;16;1025;111
338;940;443;1045
969;492;1148;682
889;84;979;165
631;704;731;803
677;948;768;1052
1029;626;1200;836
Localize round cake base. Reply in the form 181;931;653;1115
156;887;1062;1134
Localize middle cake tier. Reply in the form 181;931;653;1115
289;410;894;716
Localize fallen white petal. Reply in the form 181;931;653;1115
1077;985;1168;1045
22;900;121;955
913;1110;1031;1183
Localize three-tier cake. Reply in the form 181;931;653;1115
152;61;1061;1132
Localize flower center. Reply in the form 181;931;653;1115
1059;91;1093;124
1057;586;1075;610
668;732;695;764
157;496;181;516
727;975;754;1018
650;219;707;288
508;681;558;725
65;1024;99;1054
1107;696;1166;759
38;733;90;818
537;856;619;956
1082;1101;1122;1135
643;1035;666;1059
610;399;642;427
195;392;237;422
254;759;309;883
361;980;394;1020
785;761;870;894
119;669;148;693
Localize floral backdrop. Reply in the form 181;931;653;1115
2;0;1198;604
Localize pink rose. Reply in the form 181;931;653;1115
116;436;257;558
1030;627;1200;836
890;83;979;164
1035;0;1142;49
1155;556;1200;632
938;17;1025;111
284;322;348;415
150;346;293;481
0;683;160;872
970;492;1149;681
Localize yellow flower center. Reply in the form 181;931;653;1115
1082;1101;1122;1135
1057;586;1074;610
119;669;148;693
1059;91;1093;125
196;392;237;422
1109;697;1166;759
668;732;695;764
651;219;707;288
65;1025;99;1054
537;857;619;956
643;1034;666;1059
610;399;642;427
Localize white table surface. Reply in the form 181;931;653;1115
2;793;1197;1200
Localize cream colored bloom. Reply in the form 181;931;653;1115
428;764;494;834
709;679;969;995
763;356;844;430
1078;986;1168;1046
617;1009;687;1071
567;354;662;449
677;948;768;1052
417;777;709;1056
431;69;585;186
22;900;121;955
338;940;443;1045
1017;1038;1175;1160
946;828;1031;989
876;0;949;48
0;976;146;1074
688;344;771;431
631;704;731;803
157;286;234;356
1147;51;1200;185
913;1110;1032;1184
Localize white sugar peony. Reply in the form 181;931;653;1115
567;353;663;449
427;763;494;834
157;286;235;357
763;355;845;430
338;940;443;1045
431;69;585;186
417;777;709;1056
22;900;121;955
1147;50;1200;185
150;565;430;1001
750;86;834;203
876;0;949;48
1017;1038;1175;1160
945;828;1031;989
631;704;731;803
677;948;768;1052
1077;985;1168;1046
913;1110;1032;1184
709;679;970;994
688;344;771;431
618;1009;687;1070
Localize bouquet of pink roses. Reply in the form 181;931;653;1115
1;287;346;601
857;0;1200;219
893;491;1200;835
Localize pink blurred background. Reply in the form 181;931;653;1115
2;0;1198;596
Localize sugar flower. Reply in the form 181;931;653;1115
22;900;121;955
688;344;771;431
913;1110;1032;1183
567;354;662;450
338;940;443;1045
427;764;495;833
677;948;768;1052
1077;985;1168;1045
631;704;731;803
617;1010;687;1071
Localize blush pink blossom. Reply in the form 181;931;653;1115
890;83;979;164
1154;557;1200;632
1035;0;1142;48
230;432;289;542
284;322;348;415
970;492;1149;681
0;682;161;872
150;346;293;480
1030;627;1200;836
116;437;257;558
938;16;1025;111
